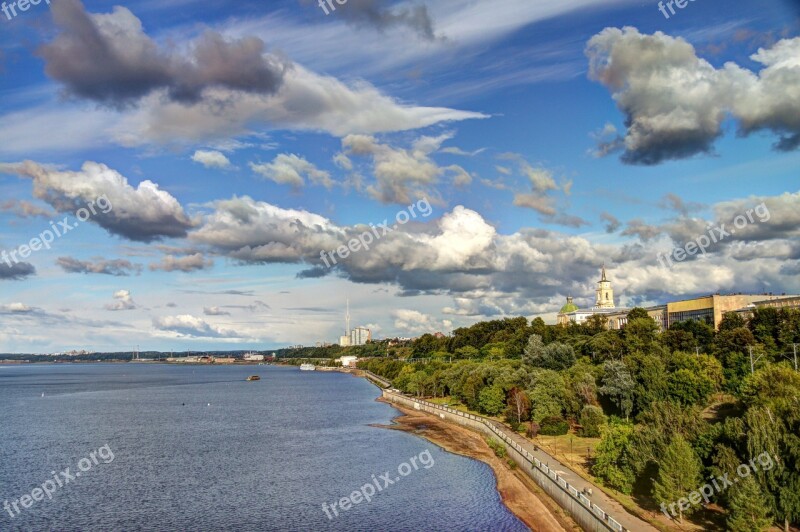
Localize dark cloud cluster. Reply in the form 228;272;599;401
0;161;195;242
586;27;800;164
39;0;289;107
0;261;36;280
318;0;437;40
57;257;142;276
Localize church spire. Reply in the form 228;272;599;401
601;263;607;282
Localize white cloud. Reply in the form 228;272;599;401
250;153;333;189
191;150;233;169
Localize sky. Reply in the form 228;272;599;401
0;0;798;353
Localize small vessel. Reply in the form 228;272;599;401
300;363;315;371
246;375;261;381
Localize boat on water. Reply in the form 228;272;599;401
246;375;261;381
299;363;315;371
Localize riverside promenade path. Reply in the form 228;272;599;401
362;371;658;532
483;417;658;532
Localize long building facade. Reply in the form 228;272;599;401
557;268;799;330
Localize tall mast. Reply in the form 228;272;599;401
346;298;351;335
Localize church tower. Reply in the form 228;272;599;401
594;265;615;309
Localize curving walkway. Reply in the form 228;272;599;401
363;372;658;532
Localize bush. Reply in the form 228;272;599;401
539;416;569;436
579;405;607;438
527;421;540;438
486;437;507;458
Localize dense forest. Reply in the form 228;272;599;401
359;309;800;531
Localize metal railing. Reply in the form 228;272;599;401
383;389;627;532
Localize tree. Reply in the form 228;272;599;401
579;405;606;437
667;368;713;406
653;435;703;523
525;342;575;371
455;346;480;359
522;334;545;367
719;311;746;332
627;307;650;321
624;317;659;353
583;314;608;336
527;369;566;422
593;420;636;494
727;476;772;532
478;385;506;416
599;360;634;420
506;387;530;424
588;330;624;361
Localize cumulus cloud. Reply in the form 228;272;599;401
586;27;800;164
57;257;142;276
38;0;289;107
105;289;136;311
191;150;233;170
392;309;452;335
149;253;213;272
621;219;663;242
0;261;36;280
153;314;240;338
338;133;470;203
250;153;334;189
0;160;195;242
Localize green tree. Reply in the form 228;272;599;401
527;369;566;422
627;307;650;321
455;346;480;359
579;405;606;437
727;476;772;532
588;329;624;361
624;317;659;353
526;341;576;370
653;435;703;523
478;384;506;415
599;360;634;420
522;334;545;367
592;420;635;494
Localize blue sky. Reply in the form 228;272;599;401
0;0;798;352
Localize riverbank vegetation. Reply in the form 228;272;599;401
359;309;800;531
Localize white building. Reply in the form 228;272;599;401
243;353;265;361
350;327;371;346
338;355;358;368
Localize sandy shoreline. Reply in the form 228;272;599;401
373;398;578;532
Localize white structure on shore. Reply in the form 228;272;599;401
338;356;358;368
338;299;371;346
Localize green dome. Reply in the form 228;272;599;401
560;298;579;314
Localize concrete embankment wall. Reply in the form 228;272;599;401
382;389;624;532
